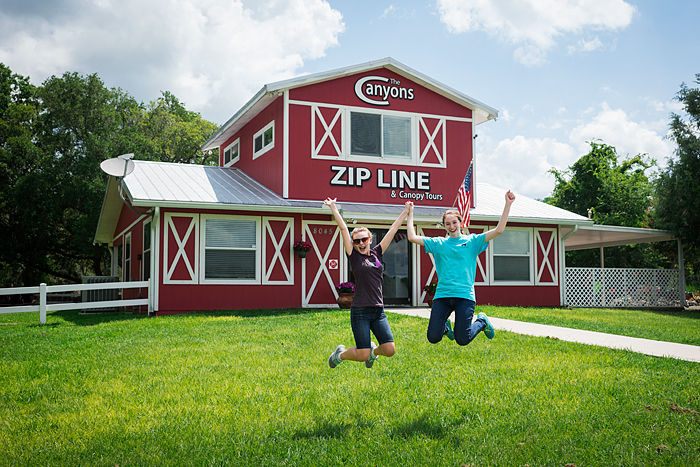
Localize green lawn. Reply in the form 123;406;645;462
480;305;700;346
1;308;699;467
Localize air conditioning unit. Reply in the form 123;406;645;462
82;276;119;311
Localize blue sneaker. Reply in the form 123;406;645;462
444;319;455;341
478;312;495;339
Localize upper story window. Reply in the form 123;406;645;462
253;121;274;159
223;138;240;167
350;111;411;159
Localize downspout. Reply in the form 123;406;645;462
560;225;579;307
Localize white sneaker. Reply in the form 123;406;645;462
364;342;378;368
328;344;345;368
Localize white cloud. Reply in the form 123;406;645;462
436;0;636;66
569;103;675;163
477;135;578;199
500;108;512;122
0;0;345;124
567;36;604;54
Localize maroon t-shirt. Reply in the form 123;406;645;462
348;244;384;307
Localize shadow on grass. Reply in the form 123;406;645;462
293;413;470;443
48;307;332;326
47;309;150;326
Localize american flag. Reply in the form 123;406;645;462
456;162;473;228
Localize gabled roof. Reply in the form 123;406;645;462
201;57;499;151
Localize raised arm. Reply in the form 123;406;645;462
324;198;354;255
378;202;410;253
484;190;516;242
406;202;425;246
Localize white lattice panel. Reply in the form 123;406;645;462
565;268;682;308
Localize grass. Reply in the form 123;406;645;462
480;305;700;346
1;307;699;467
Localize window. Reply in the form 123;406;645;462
253;121;274;159
202;216;260;283
124;233;132;282
350;111;411;159
491;229;533;284
223;139;240;167
143;220;151;281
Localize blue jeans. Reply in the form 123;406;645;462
350;306;394;349
428;298;485;346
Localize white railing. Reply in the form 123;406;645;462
0;281;151;324
565;268;683;308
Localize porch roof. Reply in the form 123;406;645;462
95;161;676;249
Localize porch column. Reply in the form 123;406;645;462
678;239;686;305
600;247;604;268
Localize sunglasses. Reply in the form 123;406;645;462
352;237;370;245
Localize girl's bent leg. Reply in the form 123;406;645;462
453;299;484;346
427;298;453;343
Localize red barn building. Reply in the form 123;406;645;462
94;58;595;314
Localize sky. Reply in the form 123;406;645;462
1;0;698;200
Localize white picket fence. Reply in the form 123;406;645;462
0;281;151;324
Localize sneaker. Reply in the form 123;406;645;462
478;312;495;339
328;344;345;368
444;319;455;341
365;342;378;368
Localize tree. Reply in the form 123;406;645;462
653;73;700;281
548;140;665;268
140;91;220;165
0;64;43;285
0;65;218;285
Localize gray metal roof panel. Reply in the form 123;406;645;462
123;161;291;207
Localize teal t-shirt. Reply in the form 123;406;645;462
423;233;489;301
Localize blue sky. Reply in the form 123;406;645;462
1;0;698;199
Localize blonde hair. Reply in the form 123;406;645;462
350;226;371;239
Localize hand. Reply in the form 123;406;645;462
324;197;337;207
505;190;515;205
406;201;414;212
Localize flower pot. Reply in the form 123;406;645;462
336;293;354;309
296;250;308;259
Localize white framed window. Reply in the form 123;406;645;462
124;233;132;282
223;138;240;167
200;214;261;284
253;121;274;159
349;110;412;161
490;228;534;285
142;220;151;281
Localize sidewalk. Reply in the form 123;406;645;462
387;307;700;363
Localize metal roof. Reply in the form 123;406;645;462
201;57;499;151
123;160;290;207
561;224;677;251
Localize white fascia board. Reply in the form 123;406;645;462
128;200;327;214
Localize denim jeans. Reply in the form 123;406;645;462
350;306;394;349
428;297;485;346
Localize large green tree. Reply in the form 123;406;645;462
653;73;700;281
548;140;666;268
0;64;42;286
0;65;218;286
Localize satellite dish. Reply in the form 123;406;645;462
100;153;135;178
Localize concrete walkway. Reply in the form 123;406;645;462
387;307;700;363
